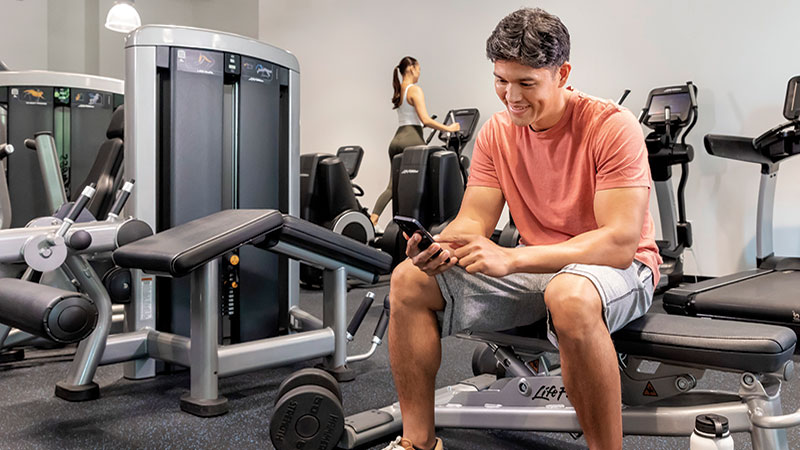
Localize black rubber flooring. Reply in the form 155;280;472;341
0;283;798;449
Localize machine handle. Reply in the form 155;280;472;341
617;89;631;105
24;138;36;150
108;179;135;218
347;292;375;340
0;143;13;159
53;184;96;240
373;294;391;340
66;184;96;224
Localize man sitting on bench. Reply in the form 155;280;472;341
385;7;660;450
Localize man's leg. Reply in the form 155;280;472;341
388;259;446;449
545;273;622;450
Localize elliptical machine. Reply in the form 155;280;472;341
638;82;698;292
377;108;481;268
298;108;481;275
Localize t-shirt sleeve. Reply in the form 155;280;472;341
466;120;502;189
593;109;652;191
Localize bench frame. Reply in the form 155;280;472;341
57;238;370;416
340;332;799;449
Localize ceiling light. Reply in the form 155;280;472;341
104;0;141;33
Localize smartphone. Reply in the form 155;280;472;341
393;215;450;263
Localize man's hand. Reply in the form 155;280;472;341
438;234;517;277
405;232;458;276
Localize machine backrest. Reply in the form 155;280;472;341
299;153;360;225
70;105;125;220
392;145;464;227
299;153;333;220
393;145;431;220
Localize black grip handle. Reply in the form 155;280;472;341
347;292;375;337
374;310;389;341
109;179;135;216
373;294;391;340
24;138;37;150
66;183;96;222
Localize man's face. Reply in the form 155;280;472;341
493;60;569;129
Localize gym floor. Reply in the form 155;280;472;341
0;283;798;450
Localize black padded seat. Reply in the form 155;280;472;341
268;214;392;278
113;210;284;277
612;314;795;373
464;313;795;374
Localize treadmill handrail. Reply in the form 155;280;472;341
704;134;775;171
665;269;771;298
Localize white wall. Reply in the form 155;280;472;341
259;0;800;276
0;0;49;70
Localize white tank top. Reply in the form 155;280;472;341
397;84;423;127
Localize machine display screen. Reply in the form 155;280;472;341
648;92;691;122
445;113;477;134
338;152;359;175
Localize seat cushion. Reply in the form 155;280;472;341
613;313;796;373
113;210;283;277
268;214;392;276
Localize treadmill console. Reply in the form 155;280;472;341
783;75;800;120
753;75;800;158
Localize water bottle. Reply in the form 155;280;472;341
690;414;734;449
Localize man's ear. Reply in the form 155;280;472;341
557;62;572;88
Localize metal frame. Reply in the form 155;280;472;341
0;217;142;351
756;171;778;261
60;237;369;414
340;345;798;450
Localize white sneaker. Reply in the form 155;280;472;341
381;436;443;450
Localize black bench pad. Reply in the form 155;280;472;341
113;210;283;277
261;214;392;276
612;314;796;373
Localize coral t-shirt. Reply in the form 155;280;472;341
469;89;661;286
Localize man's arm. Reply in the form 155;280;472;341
440;186;505;238
508;186;649;273
406;185;505;276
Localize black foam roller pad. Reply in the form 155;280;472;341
0;279;97;343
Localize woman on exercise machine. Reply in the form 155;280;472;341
369;56;460;227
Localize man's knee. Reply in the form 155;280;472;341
544;273;604;340
389;259;444;312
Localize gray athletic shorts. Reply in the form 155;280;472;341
434;261;654;348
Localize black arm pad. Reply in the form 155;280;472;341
0;279;97;343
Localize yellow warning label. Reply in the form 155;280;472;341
643;381;658;397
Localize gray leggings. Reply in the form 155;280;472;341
371;125;425;217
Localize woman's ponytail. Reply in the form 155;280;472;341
391;56;418;109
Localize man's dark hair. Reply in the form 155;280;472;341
486;8;570;69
